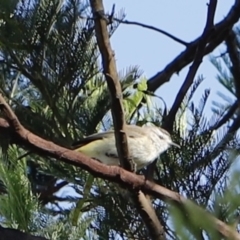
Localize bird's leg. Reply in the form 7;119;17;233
127;157;137;173
132;163;137;173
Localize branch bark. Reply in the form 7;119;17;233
146;0;217;188
89;0;166;238
89;0;130;171
113;18;189;46
0;96;239;239
145;0;239;185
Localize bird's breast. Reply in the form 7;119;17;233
76;135;164;169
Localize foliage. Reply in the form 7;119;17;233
0;0;240;240
0;146;91;239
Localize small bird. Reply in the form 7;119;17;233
72;125;179;170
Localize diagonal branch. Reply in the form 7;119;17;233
162;0;217;132
89;0;130;171
146;0;217;185
89;1;166;239
0;95;239;239
147;0;240;92
114;18;189;46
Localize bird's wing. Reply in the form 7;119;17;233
72;125;145;149
125;125;147;137
71;131;115;149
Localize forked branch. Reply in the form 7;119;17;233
163;0;217;132
147;0;240;92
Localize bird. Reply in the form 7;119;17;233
72;125;179;170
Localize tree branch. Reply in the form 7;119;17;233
162;0;217;132
114;18;189;46
131;191;166;239
0;96;239;239
89;0;130;171
147;0;240;92
146;0;217;186
89;1;166;238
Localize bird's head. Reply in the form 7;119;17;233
148;126;180;148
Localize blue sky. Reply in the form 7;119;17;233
103;0;236;111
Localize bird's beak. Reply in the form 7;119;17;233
170;142;180;148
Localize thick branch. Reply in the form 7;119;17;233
0;98;239;239
163;0;217;132
89;1;165;238
89;0;130;171
147;0;240;92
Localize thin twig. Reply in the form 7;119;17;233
78;13;188;46
114;18;189;46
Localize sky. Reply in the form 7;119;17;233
103;0;236;112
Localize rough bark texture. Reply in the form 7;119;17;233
89;0;166;238
89;0;130;171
